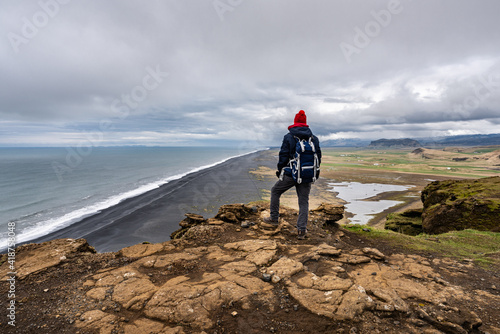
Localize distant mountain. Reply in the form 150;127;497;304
368;138;421;148
421;133;500;147
320;133;500;148
321;138;371;147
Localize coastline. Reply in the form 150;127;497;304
24;150;277;252
13;148;449;253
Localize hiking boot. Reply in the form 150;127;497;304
297;230;307;240
263;216;279;226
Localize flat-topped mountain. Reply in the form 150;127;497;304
369;138;422;148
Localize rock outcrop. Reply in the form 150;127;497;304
1;238;96;280
421;176;500;234
1;202;499;333
312;203;345;225
385;209;423;236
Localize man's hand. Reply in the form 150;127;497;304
276;170;281;178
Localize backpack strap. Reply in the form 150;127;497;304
308;137;316;153
293;136;306;153
279;168;285;181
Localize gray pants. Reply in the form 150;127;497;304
270;174;312;232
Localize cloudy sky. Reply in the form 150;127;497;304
1;0;500;147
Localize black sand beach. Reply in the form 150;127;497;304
29;150;278;252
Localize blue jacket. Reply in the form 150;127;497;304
278;126;322;176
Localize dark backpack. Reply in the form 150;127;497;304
283;136;320;184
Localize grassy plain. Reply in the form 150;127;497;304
320;146;500;180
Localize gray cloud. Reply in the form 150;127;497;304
1;0;500;146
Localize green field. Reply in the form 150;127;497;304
321;146;500;179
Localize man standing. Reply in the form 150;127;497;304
265;110;321;239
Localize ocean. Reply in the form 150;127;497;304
0;146;257;251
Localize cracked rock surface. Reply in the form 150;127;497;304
1;203;499;333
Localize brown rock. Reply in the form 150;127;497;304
160;327;187;334
144;274;260;330
316;243;342;257
179;213;206;227
123;318;168;334
93;267;144;286
152;252;201;268
461;310;482;330
207;218;224;225
221;273;273;293
312;203;345;215
314;275;353;291
266;257;304;278
295;271;318;288
0;238;95;280
362;247;385;260
83;279;95;287
183;224;225;240
118;242;164;258
336;286;374;320
245;249;276;265
205;246;240;262
86;287;108;301
337;254;371;264
389;254;436;279
312;203;345;223
219;260;257;276
112;277;158;310
75;310;118;334
288;283;344;317
224;239;277;252
351;262;436;305
215;203;254;223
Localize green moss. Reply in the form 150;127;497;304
487;201;500;211
385;209;423;236
421;176;500;234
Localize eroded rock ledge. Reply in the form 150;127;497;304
1;203;499;334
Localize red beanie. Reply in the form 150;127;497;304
294;110;307;124
288;110;308;130
293;110;307;124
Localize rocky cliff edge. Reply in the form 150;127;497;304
1;203;499;334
